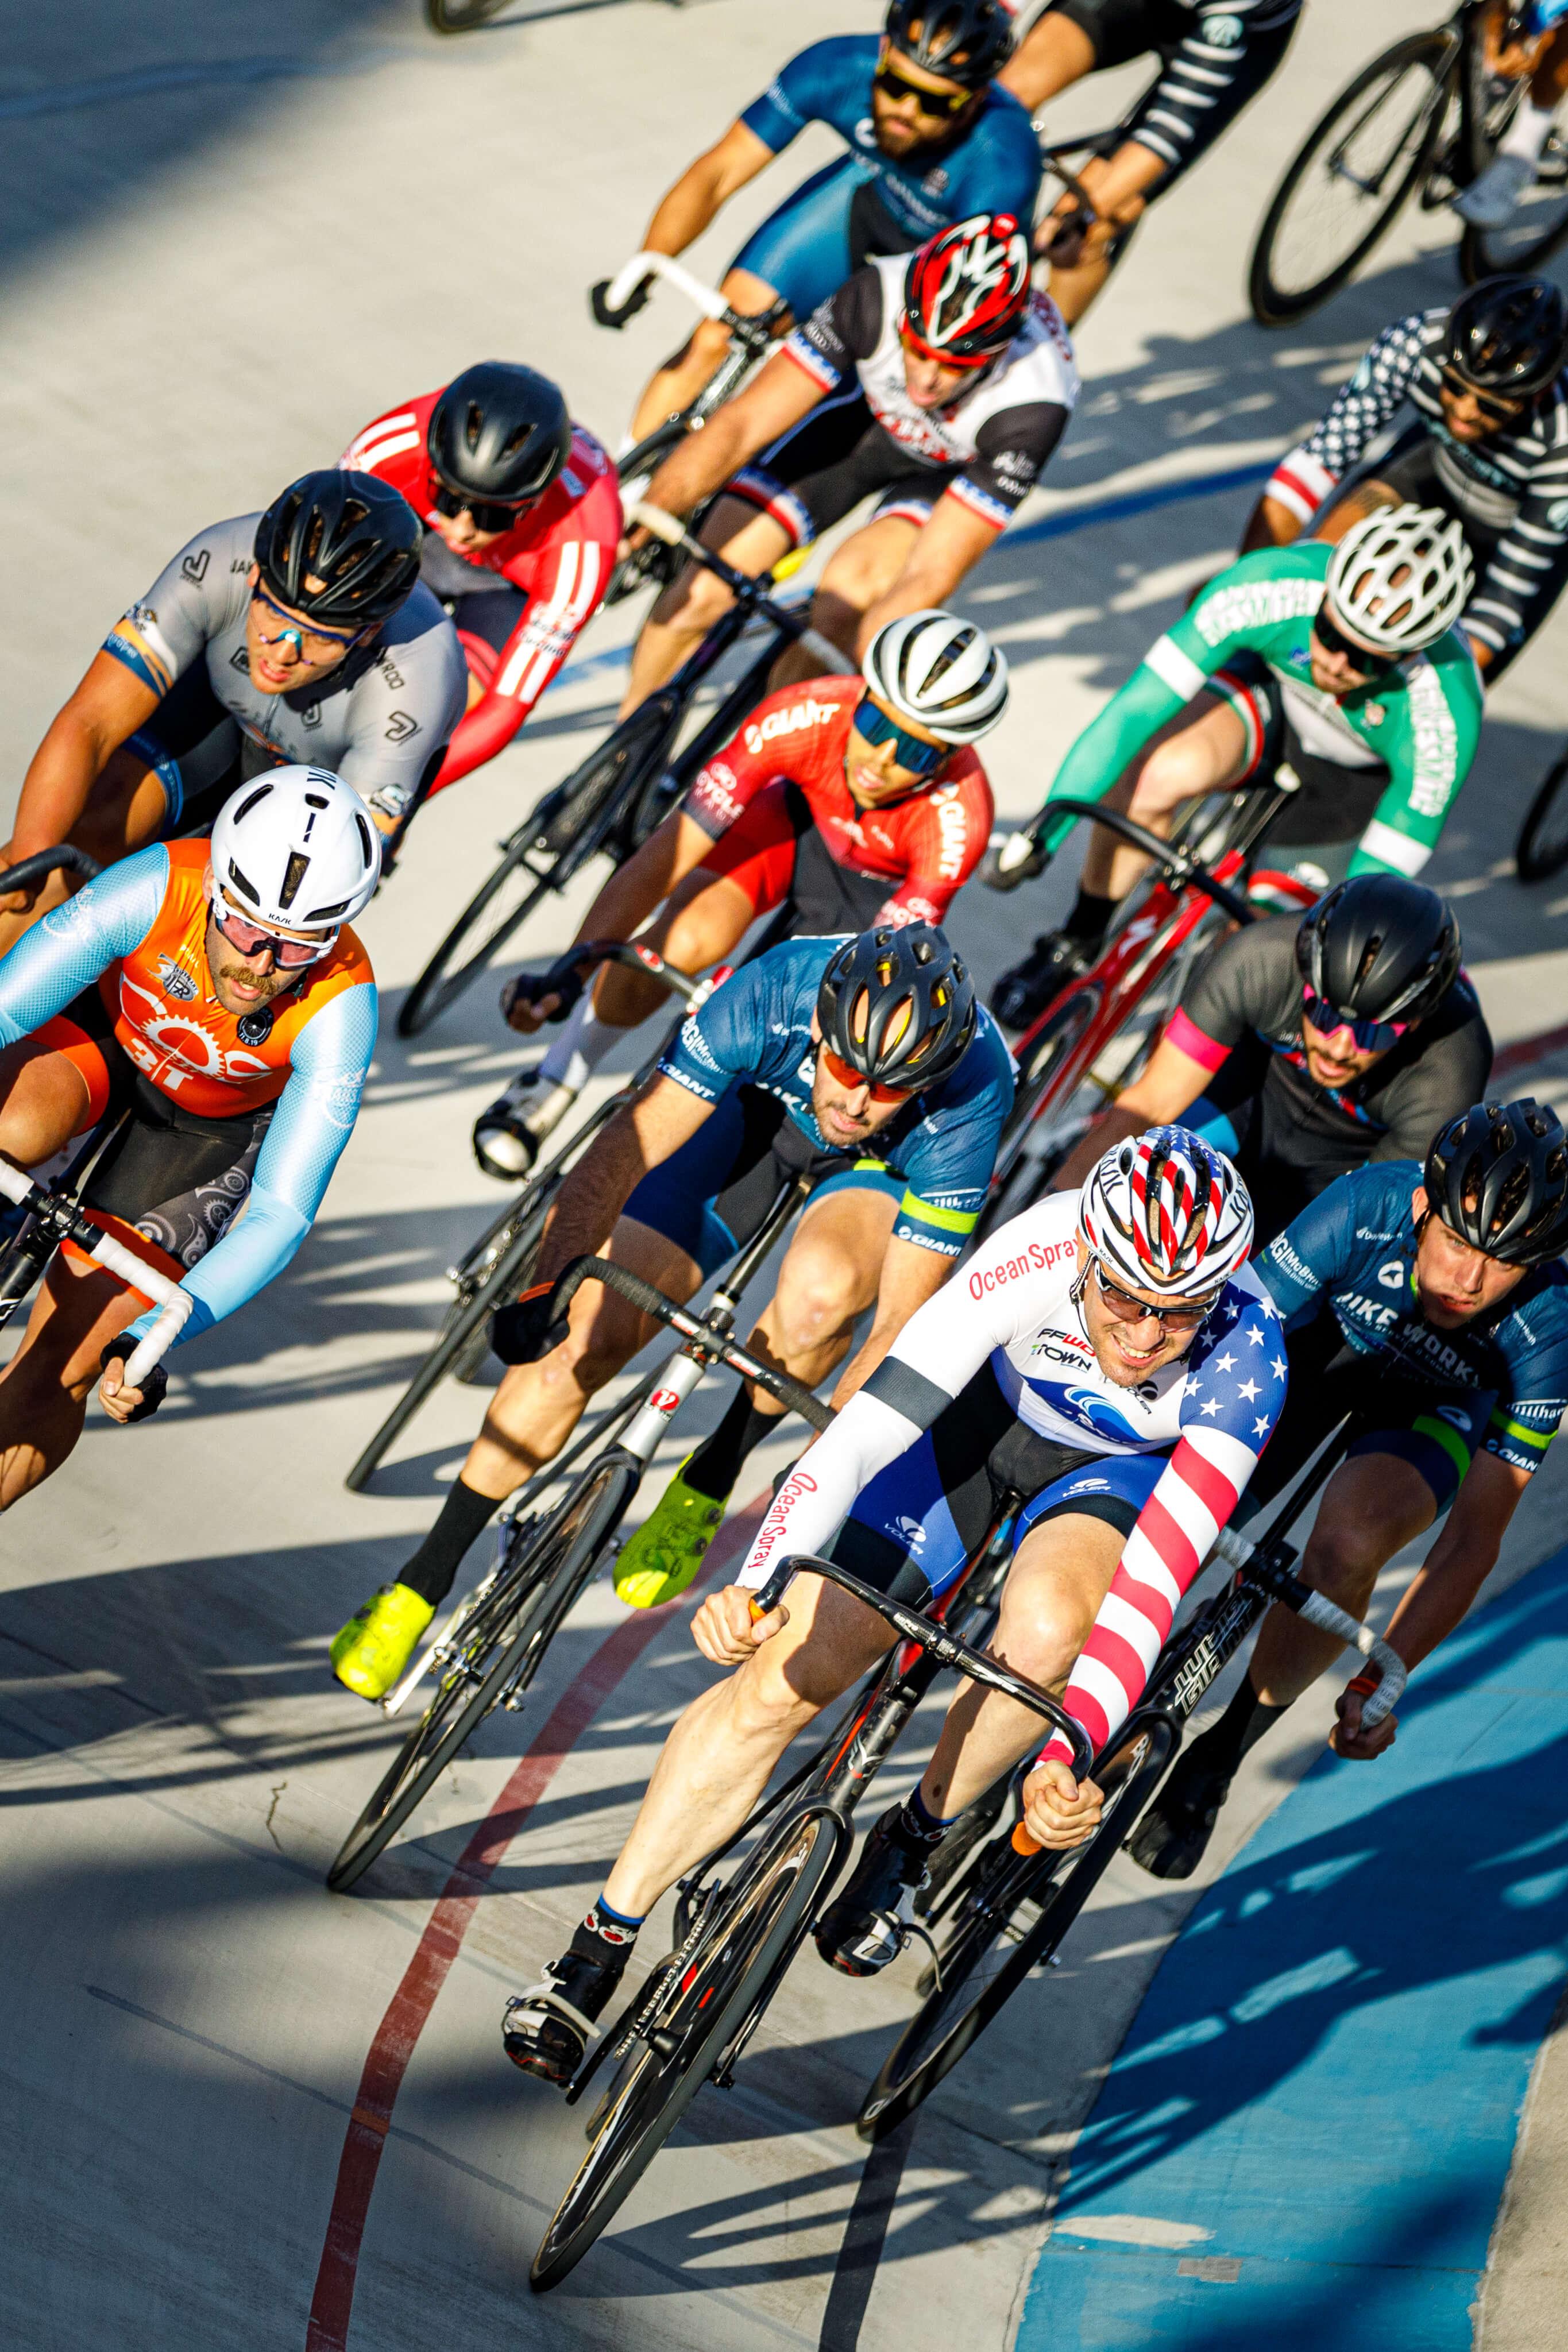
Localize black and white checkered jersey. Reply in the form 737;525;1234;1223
1265;307;1568;657
1127;0;1303;175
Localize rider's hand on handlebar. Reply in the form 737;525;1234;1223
491;1283;571;1367
983;832;1051;893
592;275;652;331
1330;1672;1398;1761
98;1335;168;1425
692;1582;790;1666
0;840;45;917
1021;1756;1104;1849
499;974;562;1036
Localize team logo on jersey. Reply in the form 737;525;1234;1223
893;1516;926;1548
1200;13;1243;43
385;710;419;743
743;697;838;758
1377;1258;1407;1288
181;548;211;585
1548;499;1568;530
1063;1387;1143;1442
156;955;197;1002
922;167;949;196
230;646;251;674
236;1006;275;1047
377;655;406;690
299;703;322;730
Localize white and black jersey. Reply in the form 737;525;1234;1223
1053;0;1301;188
1266;308;1568;661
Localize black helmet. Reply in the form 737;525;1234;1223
254;470;422;629
883;0;1013;88
1294;875;1461;1030
428;362;572;508
817;923;976;1094
1424;1099;1568;1267
1446;275;1568;401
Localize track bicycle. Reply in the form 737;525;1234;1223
347;939;728;1493
397;503;852;1037
1249;2;1568;327
976;783;1316;1241
327;1194;833;1893
855;1421;1405;2139
526;1546;1098;2292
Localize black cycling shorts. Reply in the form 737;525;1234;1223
728;386;947;552
129;665;245;840
1042;0;1298;193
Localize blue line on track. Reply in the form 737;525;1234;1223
1016;1548;1568;2352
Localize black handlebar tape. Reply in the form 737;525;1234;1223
546;1256;832;1430
0;845;103;895
1045;798;1257;928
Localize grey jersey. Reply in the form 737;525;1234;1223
106;511;468;810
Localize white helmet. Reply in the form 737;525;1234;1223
1080;1127;1254;1304
862;608;1010;745
1323;503;1473;656
208;766;381;934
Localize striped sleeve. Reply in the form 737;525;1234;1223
1276;312;1436;507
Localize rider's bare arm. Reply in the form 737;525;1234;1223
1053;1032;1215;1191
852;496;1002;661
642;120;775;257
1239;491;1304;553
535;1070;712;1281
6;650;156;872
506;810;715;1034
639;347;821;522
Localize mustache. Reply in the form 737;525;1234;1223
213;955;289;1003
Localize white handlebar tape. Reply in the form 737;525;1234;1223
123;1293;194;1392
605;250;729;323
1299;1590;1408;1727
627;499;688;546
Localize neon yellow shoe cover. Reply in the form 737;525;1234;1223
615;1458;725;1609
330;1582;436;1701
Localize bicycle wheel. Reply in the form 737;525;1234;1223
1248;30;1455;326
1517;744;1568;882
857;1721;1175;2141
531;1804;842;2291
427;0;514;29
975;986;1101;1244
327;1455;637;1891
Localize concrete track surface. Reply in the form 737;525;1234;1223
5;2;1568;2345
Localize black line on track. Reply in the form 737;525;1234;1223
818;2116;917;2350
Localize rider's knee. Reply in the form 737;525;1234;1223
654;558;734;635
814;532;886;609
770;1242;860;1354
1301;1525;1386;1612
995;1584;1092;1691
728;1640;827;1740
1133;732;1213;816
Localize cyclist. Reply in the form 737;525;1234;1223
988;503;1482;1032
1453;6;1568;229
1002;0;1304;325
0;473;464;957
472;609;1006;1180
330;924;1013;1700
1051;876;1493;1244
0;768;379;1509
1131;1097;1568;1880
599;0;1037;445
618;212;1077;716
499;1129;1285;2081
1241;276;1568;683
340;362;621;797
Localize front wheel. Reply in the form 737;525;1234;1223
1517;744;1568;883
1248;30;1455;325
975;986;1100;1245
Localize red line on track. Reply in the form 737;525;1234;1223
304;1494;767;2350
1494;1019;1568;1079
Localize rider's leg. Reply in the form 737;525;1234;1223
0;744;168;959
999;6;1096;111
0;1247;170;1512
620;498;790;717
628;267;785;447
767;513;920;690
1041;146;1160;326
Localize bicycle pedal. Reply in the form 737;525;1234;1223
499;1684;528;1713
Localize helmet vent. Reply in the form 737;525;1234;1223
354;814;373;866
305;792;329;810
234;784;273;825
227;859;261;906
279;850;310;912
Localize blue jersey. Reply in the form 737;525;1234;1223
658;936;1013;1260
1260;1161;1568;1477
732;36;1041;325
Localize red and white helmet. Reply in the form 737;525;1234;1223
903;213;1031;367
1080;1127;1254;1302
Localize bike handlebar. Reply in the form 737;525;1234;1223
748;1552;1096;1782
627;503;857;678
0;1160;191;1391
991;798;1257;929
605;249;730;325
545;1254;834;1433
519;936;716;1022
0;845;103;898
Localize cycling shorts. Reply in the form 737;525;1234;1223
828;1355;1165;1606
36;984;274;1295
728;388;946;553
1041;0;1297;192
1211;652;1391;849
127;664;245;840
443;583;528;694
698;782;904;932
623;1079;906;1278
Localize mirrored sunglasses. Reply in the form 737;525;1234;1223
431;481;534;534
1312;603;1400;677
874;60;972;117
1091;1260;1214;1331
852;693;951;776
1301;986;1410;1055
213;895;337;968
249;582;364;662
820;1045;913;1105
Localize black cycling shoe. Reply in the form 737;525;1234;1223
472;1068;578;1180
501;1949;623;2086
988;930;1096;1032
814;1806;931;1977
1125;1744;1235;1880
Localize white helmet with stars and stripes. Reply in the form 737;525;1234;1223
1080;1126;1254;1304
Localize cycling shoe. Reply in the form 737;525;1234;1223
472;1068;578;1179
501;1949;623;2087
614;1457;725;1609
330;1582;434;1702
1125;1743;1234;1880
814;1806;930;1977
988;931;1095;1032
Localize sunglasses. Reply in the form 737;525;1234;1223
1301;986;1411;1056
1440;364;1527;424
1090;1260;1215;1331
898;319;998;374
852;694;951;776
874;59;973;118
1312;604;1400;678
431;481;534;534
820;1045;914;1105
212;891;337;969
250;582;366;663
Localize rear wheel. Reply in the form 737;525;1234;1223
1248;31;1455;325
1517;745;1568;883
327;1457;636;1891
1459;55;1568;280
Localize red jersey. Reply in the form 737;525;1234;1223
341;392;623;794
685;676;993;929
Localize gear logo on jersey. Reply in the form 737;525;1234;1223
893;1516;926;1548
377;656;407;691
1063;1387;1143;1443
181;548;211;586
298;703;322;731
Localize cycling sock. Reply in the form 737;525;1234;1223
1062;885;1117;946
399;1477;502;1608
537;997;622;1092
683;1386;785;1501
570;1895;645;1967
1187;1673;1290;1779
1501;96;1556;168
895;1786;959;1848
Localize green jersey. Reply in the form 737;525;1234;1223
1040;541;1484;878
